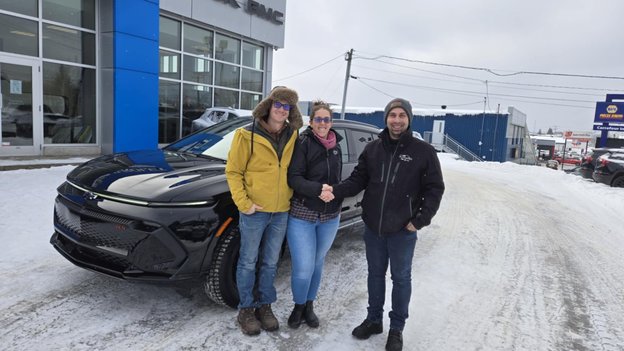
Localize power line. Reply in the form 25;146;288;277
354;75;597;108
355;59;620;94
353;77;482;108
355;52;624;80
273;53;344;82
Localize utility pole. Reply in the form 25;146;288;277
340;49;353;120
478;96;486;158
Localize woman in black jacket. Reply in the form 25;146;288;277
286;101;342;328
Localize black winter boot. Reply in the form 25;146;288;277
352;319;383;339
385;329;403;351
303;300;319;328
288;304;305;328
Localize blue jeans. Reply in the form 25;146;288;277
363;225;417;331
287;215;340;304
237;211;288;309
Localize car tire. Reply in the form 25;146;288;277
204;223;240;308
611;176;624;188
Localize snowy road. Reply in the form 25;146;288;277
1;156;623;350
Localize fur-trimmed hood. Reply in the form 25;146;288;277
252;87;303;130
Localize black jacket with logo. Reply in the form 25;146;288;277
287;127;343;213
333;128;445;235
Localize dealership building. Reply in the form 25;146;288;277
0;0;286;157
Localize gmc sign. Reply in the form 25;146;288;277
215;0;285;25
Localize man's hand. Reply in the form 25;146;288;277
319;190;334;203
322;184;333;193
242;203;263;215
406;222;417;232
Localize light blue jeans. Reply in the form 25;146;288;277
237;211;288;309
287;215;340;304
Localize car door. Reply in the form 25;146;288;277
335;126;378;222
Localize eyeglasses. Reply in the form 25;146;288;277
313;117;332;124
273;101;291;111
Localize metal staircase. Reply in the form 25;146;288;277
424;132;483;162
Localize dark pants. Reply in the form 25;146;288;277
363;225;417;331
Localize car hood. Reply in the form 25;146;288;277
66;150;229;203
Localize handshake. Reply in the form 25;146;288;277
318;184;334;203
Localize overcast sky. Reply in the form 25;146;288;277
272;0;624;133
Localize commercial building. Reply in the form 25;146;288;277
0;0;286;157
338;106;536;164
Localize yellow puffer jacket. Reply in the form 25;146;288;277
225;126;297;213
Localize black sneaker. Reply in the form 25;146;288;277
352;319;383;339
386;329;403;351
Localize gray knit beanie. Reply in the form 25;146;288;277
384;98;413;127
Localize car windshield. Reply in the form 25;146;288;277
164;117;252;159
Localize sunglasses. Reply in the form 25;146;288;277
273;101;291;111
313;117;332;124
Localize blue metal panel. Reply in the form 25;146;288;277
114;70;159;152
114;0;159;41
114;32;159;74
112;0;160;153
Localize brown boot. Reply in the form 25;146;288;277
256;304;279;331
238;307;261;335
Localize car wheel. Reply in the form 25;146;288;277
204;223;240;308
611;176;624;188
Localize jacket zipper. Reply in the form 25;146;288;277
325;149;330;213
378;144;400;234
390;162;401;184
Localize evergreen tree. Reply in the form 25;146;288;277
547;127;553;134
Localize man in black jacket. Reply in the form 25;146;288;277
325;98;445;351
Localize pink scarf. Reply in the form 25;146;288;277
313;130;337;150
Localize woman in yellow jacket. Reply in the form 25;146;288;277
225;86;303;336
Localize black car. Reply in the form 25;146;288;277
592;150;624;187
579;148;623;179
50;117;381;308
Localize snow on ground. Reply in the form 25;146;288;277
1;155;623;351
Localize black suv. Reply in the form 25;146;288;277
50;117;381;308
579;148;623;179
592;150;624;187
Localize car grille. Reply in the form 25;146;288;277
54;198;149;256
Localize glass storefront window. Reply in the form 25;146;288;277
215;33;240;64
160;16;180;50
214;62;239;89
43;0;95;30
182;84;211;136
0;0;37;16
42;24;95;65
241;92;261;110
242;42;263;70
0;14;38;57
43;62;96;144
159;80;180;143
183;55;212;85
241;68;262;92
1;63;34;146
159;50;180;79
184;24;213;57
214;88;238;108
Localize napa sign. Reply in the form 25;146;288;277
215;0;284;25
594;102;624;123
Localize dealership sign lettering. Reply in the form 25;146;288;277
594;102;624;123
216;0;284;25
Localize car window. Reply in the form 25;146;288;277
334;128;349;163
351;130;375;160
164;117;252;157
